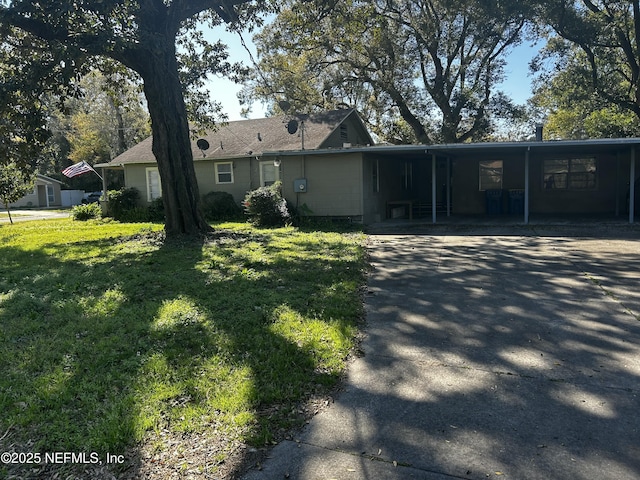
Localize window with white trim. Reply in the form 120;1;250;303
479;160;503;190
146;167;162;202
259;161;280;187
543;158;596;190
215;162;234;184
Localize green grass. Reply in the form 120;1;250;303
0;219;366;467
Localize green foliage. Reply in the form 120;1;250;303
0;0;268;236
106;188;164;223
71;202;102;221
0;162;35;210
201;191;242;221
107;187;140;220
244;0;531;143
0;220;365;476
243;182;291;227
146;197;165;222
536;1;640;124
531;44;640;139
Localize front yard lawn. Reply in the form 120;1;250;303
0;219;366;478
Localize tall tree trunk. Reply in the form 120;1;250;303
138;44;210;237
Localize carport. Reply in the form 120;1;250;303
360;138;640;224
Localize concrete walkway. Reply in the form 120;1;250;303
242;226;640;480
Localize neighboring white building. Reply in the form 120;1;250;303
2;174;63;208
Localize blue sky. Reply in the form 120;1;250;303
203;26;541;121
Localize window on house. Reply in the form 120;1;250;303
260;161;280;187
215;162;234;184
543;158;596;190
372;159;380;193
479;160;503;190
146;167;162;202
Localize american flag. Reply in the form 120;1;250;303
62;161;94;178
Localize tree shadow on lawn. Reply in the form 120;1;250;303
0;230;364;479
344;232;640;479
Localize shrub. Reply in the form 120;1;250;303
201;191;242;221
243;181;291;227
108;188;141;220
71;202;102;221
118;207;152;223
147;197;165;222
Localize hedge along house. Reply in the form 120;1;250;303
262;136;640;224
95;109;375;215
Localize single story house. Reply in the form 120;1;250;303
98;109;640;224
2;174;63;208
96;108;375;216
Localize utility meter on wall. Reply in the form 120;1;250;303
294;179;307;193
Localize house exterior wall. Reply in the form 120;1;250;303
280;153;364;219
529;153;621;214
196;158;251;203
126;159;252;207
5;179;62;208
123;164;150;203
8;186;40;208
451;152;626;215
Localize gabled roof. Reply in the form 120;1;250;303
99;109;372;167
36;174;63;185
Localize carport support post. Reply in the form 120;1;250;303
432;153;437;223
446;157;451;217
524;147;530;224
630;147;636;224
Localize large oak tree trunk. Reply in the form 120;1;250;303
139;44;210;237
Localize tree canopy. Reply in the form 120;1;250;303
531;45;640;139
243;0;533;144
0;0;267;236
534;1;640;125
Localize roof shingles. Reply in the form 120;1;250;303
103;109;359;166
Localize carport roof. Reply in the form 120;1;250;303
263;137;640;159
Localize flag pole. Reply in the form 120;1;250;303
86;162;104;181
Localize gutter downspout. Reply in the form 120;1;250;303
615;152;620;217
446;157;451;217
432;153;437;224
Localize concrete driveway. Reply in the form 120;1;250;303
0;209;70;223
243;226;640;480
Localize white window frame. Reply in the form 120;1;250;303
146;167;162;202
259;160;280;187
215;162;234;184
